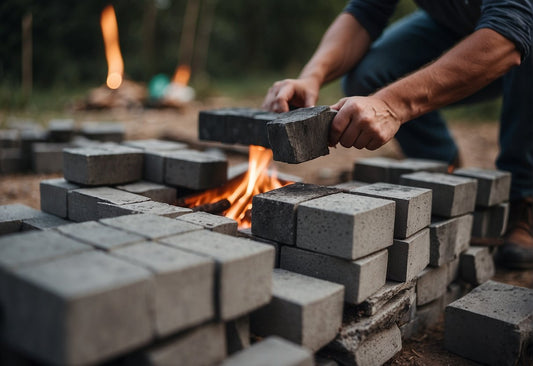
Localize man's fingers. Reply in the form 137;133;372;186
329;97;348;111
329;105;353;146
339;120;360;148
353;130;373;150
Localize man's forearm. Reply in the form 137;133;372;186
299;13;372;86
374;28;521;123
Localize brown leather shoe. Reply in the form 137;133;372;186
496;197;533;269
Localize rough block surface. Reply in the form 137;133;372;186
429;214;473;267
20;213;71;231
353;157;448;184
280;246;387;304
460;246;495;285
98;200;192;219
251;183;339;245
177;211;238;235
32;142;71;173
356;280;416;317
47;119;75;142
454;167;511;207
115;181;177;204
123;139;187;152
164;149;227;190
416;265;448;306
40;178;80;218
296;193;395;260
112;242;215;336
226;316;251;355
2;251;153;366
251;269;344;351
159;230;275;320
0;204;45;234
445;281;533;366
472;203;509;238
400;172;477;217
267;106;335;163
220;336;313;366
80;122;125;142
387;228;430;282
63;145;143;186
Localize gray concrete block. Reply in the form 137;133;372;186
20;213;71;231
445;281;533;366
401;295;445;340
460;246;495;285
63;145;143;186
177;211;238;235
429;214;473;267
267;106;335;163
80;121;125;142
400;172;477;217
101;213;202;240
0;230;91;269
68;187;150;222
472;203;509;238
356;280;416;317
220;336;313;366
199;107;279;148
20;128;48;170
387;228;430;282
112;241;215;336
446;256;461;285
47;119;75;142
251;269;344;351
159;230;274;320
0;204;44;234
132;322;226;366
1;251;153;365
353;157;448;184
226;316;250;355
296;193;395;260
0;129;20;148
0;148;23;174
237;228;282;267
144;150;170;183
115;181;177;204
40;178;80;218
454;167;511;207
416;265;448;306
280;246;388;304
98;200;192;219
164;149;227;189
32;142;71;173
123;139;187;152
56;221;145;251
351;183;432;239
251;183;339;245
330;180;369;191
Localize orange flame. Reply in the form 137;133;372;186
172;64;191;86
184;146;293;229
100;5;124;89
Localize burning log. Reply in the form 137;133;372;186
192;199;231;215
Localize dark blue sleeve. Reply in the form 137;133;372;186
476;0;533;60
344;0;400;40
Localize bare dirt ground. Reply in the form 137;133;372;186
2;101;531;366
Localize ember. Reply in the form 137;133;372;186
100;5;123;90
183;146;293;228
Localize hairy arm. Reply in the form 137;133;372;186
330;28;521;149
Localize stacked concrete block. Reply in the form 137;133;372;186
47;119;75;142
226;316;251;355
31;142;72;173
416;265;448;306
101;214;202;240
63;145;143;186
115;181;177;204
56;221;145;251
267;106;336;163
122;138;187;152
428;214;474;267
330;180;369;191
177;211;238;235
0;147;23;174
400;172;477;217
98;200;192;219
0;204;47;234
460;246;495;285
296;193;395;260
387;228;430;282
199;107;279;148
280;246;388;304
0;129;20;147
40;178;81;218
164;149;227;190
445;281;533;366
454;168;511;207
20;128;48;170
159;230;275;320
353;157;448;184
355;280;416;318
112;242;215;336
220;336;313;366
251;269;344;351
80;121;125;142
68;187;150;221
20;212;70;231
1;251;153;365
251;183;339;245
129;323;227;366
472;203;509;238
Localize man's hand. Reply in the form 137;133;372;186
262;78;320;113
329;96;402;150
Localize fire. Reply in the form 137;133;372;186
172;64;191;86
100;5;124;89
184;146;293;229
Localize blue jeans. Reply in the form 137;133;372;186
342;11;533;200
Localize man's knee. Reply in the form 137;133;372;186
342;64;378;97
